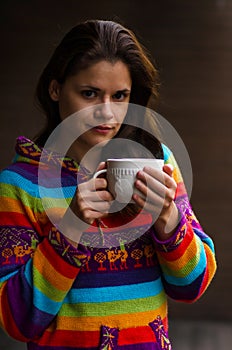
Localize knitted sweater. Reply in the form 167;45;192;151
0;136;216;350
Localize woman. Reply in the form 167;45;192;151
0;19;216;350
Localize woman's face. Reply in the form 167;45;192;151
49;60;132;161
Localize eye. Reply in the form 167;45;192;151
81;90;97;99
113;91;128;101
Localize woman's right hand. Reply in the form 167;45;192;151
70;162;113;225
58;162;113;247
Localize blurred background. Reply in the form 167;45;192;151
0;0;231;349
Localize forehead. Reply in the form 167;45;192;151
71;60;132;88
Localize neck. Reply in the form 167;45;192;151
67;140;103;172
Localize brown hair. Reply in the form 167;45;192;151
35;19;162;159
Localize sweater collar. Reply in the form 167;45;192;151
15;136;91;179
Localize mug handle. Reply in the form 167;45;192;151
93;169;107;179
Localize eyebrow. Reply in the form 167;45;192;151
79;85;131;93
80;85;101;91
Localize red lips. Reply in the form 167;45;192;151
92;125;113;134
95;125;112;130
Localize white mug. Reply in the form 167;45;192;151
93;158;164;203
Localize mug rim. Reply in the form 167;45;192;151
106;158;163;162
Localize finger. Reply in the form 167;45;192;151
132;193;163;217
133;185;175;219
134;179;166;206
78;208;109;225
85;201;112;212
77;189;113;207
138;168;176;192
135;172;176;208
163;163;174;177
90;189;114;203
95;161;107;172
143;165;173;183
79;177;108;193
142;166;165;184
136;170;166;197
94;178;109;190
77;193;112;214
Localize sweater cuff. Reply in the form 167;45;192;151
152;211;187;252
48;226;90;267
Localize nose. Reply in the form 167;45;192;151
96;102;114;120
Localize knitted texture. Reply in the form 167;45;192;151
0;136;216;349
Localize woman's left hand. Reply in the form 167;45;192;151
133;164;180;240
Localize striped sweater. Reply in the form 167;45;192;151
0;136;216;350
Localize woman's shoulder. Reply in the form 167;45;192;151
0;162;39;198
0;135;43;182
0;136;41;195
0;157;39;184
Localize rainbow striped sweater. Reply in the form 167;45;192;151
0;136;216;350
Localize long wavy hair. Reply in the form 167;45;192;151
35;19;163;159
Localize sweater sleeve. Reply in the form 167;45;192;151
0;167;89;342
152;145;217;302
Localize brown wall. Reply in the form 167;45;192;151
0;0;231;322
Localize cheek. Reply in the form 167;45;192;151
57;96;72;120
114;103;129;125
59;102;80;120
58;97;82;120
